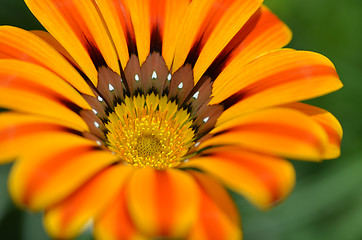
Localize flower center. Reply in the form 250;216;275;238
105;94;195;169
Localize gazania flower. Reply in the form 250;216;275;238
0;0;342;239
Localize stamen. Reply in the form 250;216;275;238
106;94;195;169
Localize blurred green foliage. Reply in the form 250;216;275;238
0;0;361;239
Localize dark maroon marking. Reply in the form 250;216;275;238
126;31;138;56
185;34;205;68
203;8;261;81
84;37;107;68
150;26;163;54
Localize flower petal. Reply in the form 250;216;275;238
161;0;190;69
187;171;242;240
0;60;90;130
44;164;133;239
126;168;200;238
206;107;329;160
0;26;93;95
211;49;342;123
25;0;120;84
172;0;262;76
0;112;85;163
94;0;131;68
94;184;147;240
8;133;118;211
192;0;263;83
211;6;292;87
281;102;343;159
183;148;295;209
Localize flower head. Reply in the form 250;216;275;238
0;0;342;239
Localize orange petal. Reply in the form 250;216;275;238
8;132;118;211
0;60;90;130
95;0;131;68
44;164;133;239
187;171;242;240
212;6;292;86
207;107;329;161
94;183;147;240
126;168;200;238
25;0;120;84
281;102;343;159
161;0;190;69
192;0;263;83
0;26;93;95
183;147;295;209
31;30;80;69
211;49;342;122
0;112;86;163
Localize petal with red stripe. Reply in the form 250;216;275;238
44;164;133;239
9;133;118;211
126;168;200;238
0;112;85;163
94;183;147;240
0;26;93;95
25;0;120;84
212;6;292;86
211;49;342;123
183;147;295;209
281;102;343;159
207;107;329;161
187;171;242;240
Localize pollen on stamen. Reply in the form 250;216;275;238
92;109;98;115
203;116;209;123
135;74;140;82
193;91;200;99
94;122;100;128
105;94;195;169
97;96;103;102
167;73;172;81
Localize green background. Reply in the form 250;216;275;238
0;0;361;239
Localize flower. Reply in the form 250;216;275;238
0;0;342;239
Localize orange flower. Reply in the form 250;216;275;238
0;0;342;239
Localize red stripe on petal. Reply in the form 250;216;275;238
222;65;338;109
23;145;96;205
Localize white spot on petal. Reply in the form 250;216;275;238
109;83;114;91
167;73;172;81
195;142;200;147
178;82;183;89
184;159;190;163
96;140;102;146
203;116;209;123
97;96;103;102
152;71;157;79
92;109;98;115
94;122;100;128
193;91;200;99
135;74;140;82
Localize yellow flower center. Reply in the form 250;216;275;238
105;94;195;169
